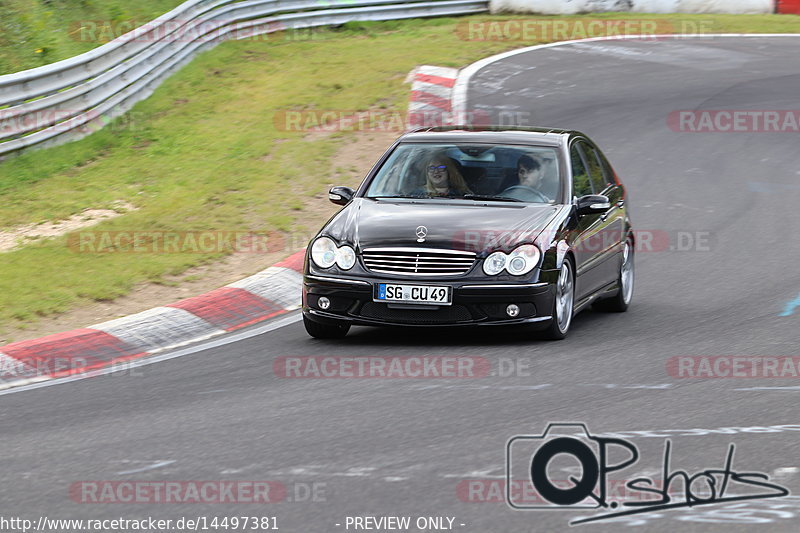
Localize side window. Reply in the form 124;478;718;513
578;141;609;194
570;144;592;198
597;149;617;187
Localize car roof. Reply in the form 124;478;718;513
397;125;580;147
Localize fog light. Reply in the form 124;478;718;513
318;297;331;310
506;304;520;317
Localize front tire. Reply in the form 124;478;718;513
594;238;634;313
540;259;574;340
303;314;351;339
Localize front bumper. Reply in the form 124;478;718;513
302;273;557;328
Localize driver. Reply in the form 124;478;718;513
499;154;555;201
517;155;545;190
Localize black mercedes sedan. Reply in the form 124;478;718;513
302;126;634;340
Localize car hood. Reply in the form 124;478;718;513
322;198;561;255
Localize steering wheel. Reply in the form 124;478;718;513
499;185;549;203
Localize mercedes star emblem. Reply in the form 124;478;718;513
415;225;428;243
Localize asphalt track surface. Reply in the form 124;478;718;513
3;36;800;532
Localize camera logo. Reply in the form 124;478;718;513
505;423;637;510
505;422;791;526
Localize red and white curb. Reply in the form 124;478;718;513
0;250;306;390
407;65;459;128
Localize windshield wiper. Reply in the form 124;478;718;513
463;194;523;203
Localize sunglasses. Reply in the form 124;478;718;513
428;165;447;171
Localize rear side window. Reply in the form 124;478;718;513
597;149;618;186
570;144;592;198
579;141;611;193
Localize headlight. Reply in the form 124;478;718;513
507;244;540;275
482;244;540;276
311;237;337;268
483;251;507;276
335;245;356;270
311;237;356;270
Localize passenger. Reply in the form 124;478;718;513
412;154;472;197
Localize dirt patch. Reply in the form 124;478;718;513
295;129;398;218
0;130;398;344
0;201;137;253
132;140;153;150
331;130;398;180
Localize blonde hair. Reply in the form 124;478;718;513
423;154;472;195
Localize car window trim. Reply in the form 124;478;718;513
568;138;594;198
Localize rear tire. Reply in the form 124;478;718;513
303;314;351;339
539;259;574;340
594;238;634;313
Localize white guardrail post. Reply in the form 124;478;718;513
0;0;488;159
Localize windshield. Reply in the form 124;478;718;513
365;143;561;203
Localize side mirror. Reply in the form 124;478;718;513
576;194;610;216
328;186;354;206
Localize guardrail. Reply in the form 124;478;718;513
0;0;488;159
491;0;774;15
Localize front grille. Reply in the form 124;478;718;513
362;247;475;276
359;302;472;324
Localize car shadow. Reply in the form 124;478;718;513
309;308;612;347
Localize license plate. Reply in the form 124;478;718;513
375;283;451;305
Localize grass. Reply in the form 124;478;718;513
0;13;798;331
0;0;186;74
